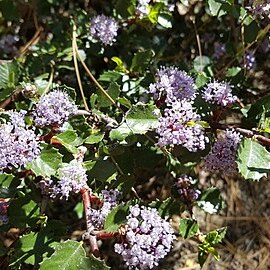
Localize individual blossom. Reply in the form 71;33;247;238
148;66;196;105
136;0;151;16
87;189;121;229
0;111;40;171
114;205;175;269
0;200;9;225
90;15;119;46
156;100;209;152
50;160;88;200
203;129;242;176
202;81;237;107
175;175;200;203
244;50;256;70
0;34;19;55
32;90;78;127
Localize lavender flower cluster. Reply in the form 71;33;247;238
50;160;88;199
175;175;200;203
213;42;226;59
202;81;237;107
32;90;78;127
244;51;256;70
90;15;119;46
148;66;196;105
203;129;242;176
0;201;9;225
88;189;121;229
156;100;209;151
0;34;19;55
0;111;40;171
248;0;270;19
114;205;175;269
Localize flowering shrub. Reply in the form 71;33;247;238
0;0;270;269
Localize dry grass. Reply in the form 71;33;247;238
161;172;270;270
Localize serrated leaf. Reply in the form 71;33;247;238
0;60;18;89
27;144;63;177
237;138;270;180
97;82;120;108
130;50;154;73
104;203;130;232
179;219;199;239
205;227;227;245
110;103;159;141
207;0;226;17
84;130;104;144
40;240;110;270
53;130;83;153
8;196;39;228
9;221;65;267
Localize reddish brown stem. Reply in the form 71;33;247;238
95;231;115;240
80;187;100;257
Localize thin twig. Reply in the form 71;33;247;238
72;24;89;111
192;18;203;71
72;24;124;114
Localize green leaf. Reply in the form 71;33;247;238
196;72;209;88
198;227;226;266
150;198;183;218
237;138;270;180
9;221;65;267
130;50;154;73
205;227;227;245
207;0;226;17
104;203;130;232
84;130;104;144
197;187;223;214
27;144;63;177
244;20;260;43
148;3;163;23
8;196;39;228
117;97;132;108
247;94;270;121
40;240;109;270
179;218;199;239
88;157;117;183
53;130;83;153
97;82;120;108
98;71;122;82
193;56;211;72
0;173;20;198
157;13;172;28
110;103;159;141
0;60;18;89
226;66;242;77
111;57;128;72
